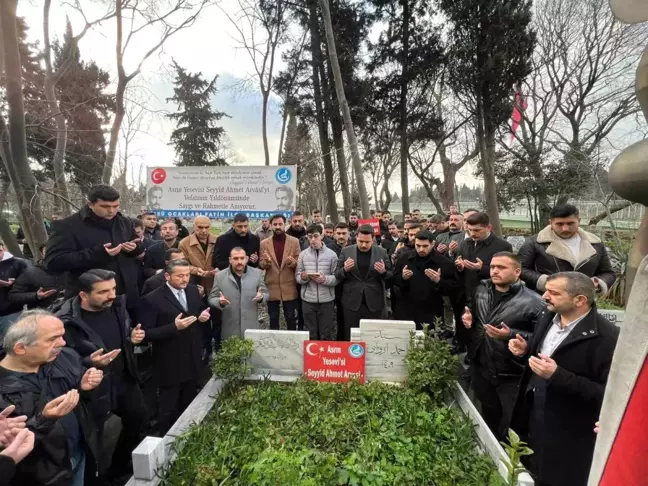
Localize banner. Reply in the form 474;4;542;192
146;165;297;219
358;218;380;235
304;341;366;383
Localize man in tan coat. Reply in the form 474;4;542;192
179;216;218;293
259;214;300;330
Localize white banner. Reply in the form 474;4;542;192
146;165;297;219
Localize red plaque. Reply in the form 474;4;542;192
303;341;366;383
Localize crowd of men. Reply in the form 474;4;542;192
0;184;621;486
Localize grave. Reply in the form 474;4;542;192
350;319;417;382
598;309;624;327
244;329;310;378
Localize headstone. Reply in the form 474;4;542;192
132;437;164;481
350;320;416;382
598;309;624;327
506;236;526;254
245;329;310;376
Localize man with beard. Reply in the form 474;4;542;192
323;223;335;247
212;213;260;270
335;225;392;340
141;212;161;240
259;215;300;331
56;269;147;482
327;223;353;340
144;219;181;277
435;213;465;256
379;211;391;238
140;260;210;434
392;223;421;265
286;211;308;249
254;218;272;241
461;253;545;439
381;221;400;259
391;230;458;328
347;212;359;238
509;272;618;486
311;209;325;234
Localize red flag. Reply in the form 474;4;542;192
510;91;526;147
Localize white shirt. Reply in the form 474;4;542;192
166;282;187;310
562;233;581;261
539;310;590;357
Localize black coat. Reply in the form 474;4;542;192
391;250;460;323
54;295;140;417
511;309;619;486
0;256;29;316
0;348;100;486
139;284;207;387
334;245;392;313
143;240;179;278
0;455;16;486
15;226;33;260
8;262;66;310
380;235;398;259
518;227;616;294
44;207;143;304
142;272;166;295
470;280;546;373
455;233;513;303
212;231;260;270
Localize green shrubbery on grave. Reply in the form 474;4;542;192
162;332;506;486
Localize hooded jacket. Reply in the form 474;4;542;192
0;348;99;486
518;226;616;294
0;252;29;317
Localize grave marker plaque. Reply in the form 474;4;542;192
244;329;310;375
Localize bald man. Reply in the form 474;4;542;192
179;216;218;293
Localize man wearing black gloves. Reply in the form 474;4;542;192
461;252;546;438
55;269;147;482
212;213;260;270
45;185;143;307
391;230;459;329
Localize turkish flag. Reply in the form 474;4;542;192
510;91;527;147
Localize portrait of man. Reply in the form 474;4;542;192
275;185;295;211
148;185;163;210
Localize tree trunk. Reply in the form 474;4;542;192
0;177;9;211
261;91;270;166
399;0;410;216
43;0;72;216
439;150;456;211
319;0;369;218
587;201;634;226
277;106;289;165
0;0;48;254
477;95;502;235
309;0;338;221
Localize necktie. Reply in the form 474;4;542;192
176;290;188;311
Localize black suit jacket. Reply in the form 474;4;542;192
139;284;207;387
512;308;619;486
334;245;392;312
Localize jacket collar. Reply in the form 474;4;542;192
189;233;216;247
484;278;524;296
536;225;599;268
536;306;600;355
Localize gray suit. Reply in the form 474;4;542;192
334;245;393;340
208;266;269;341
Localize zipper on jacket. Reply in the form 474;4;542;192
315;248;320;304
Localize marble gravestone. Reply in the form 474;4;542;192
597;309;624;327
350;320;417;382
244;329;310;377
506;236;526;254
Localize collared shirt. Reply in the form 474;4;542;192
539;310;591;357
166;282;187;311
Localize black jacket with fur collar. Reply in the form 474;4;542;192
518;226;616;294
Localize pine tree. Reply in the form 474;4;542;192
53;19;114;192
167;61;229;167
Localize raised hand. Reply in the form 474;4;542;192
42;391;79;419
198;308;211;322
37;288;58;300
253;289;263;302
374;261;386;274
299;272;310;282
436;243;448;254
249;253;259;263
529;353;558;379
120;239;139;253
0;406;26;447
0;279;15;288
449;240;459;254
508;334;528;357
89;348;121;367
344;257;355;272
463;258;484;271
285;255;296;266
455;256;465;271
484;322;511;340
462;306;473;329
130;324;145;344
218;293;231;307
175;313;197;330
197;285;205;297
104;243;123;257
424;268;441;283
402;265;413;281
80;368;104;391
0;428;35;464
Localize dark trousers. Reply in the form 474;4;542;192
296;284;305;330
452;291;470;348
158;380;199;435
335;293;345;341
100;379;148;477
204;307;223;353
267;299;299;331
302;301;335;340
342;302;382;341
471;364;520;440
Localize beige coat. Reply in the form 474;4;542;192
259;234;300;301
179;233;217;293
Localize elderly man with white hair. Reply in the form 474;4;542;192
0;310;104;486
